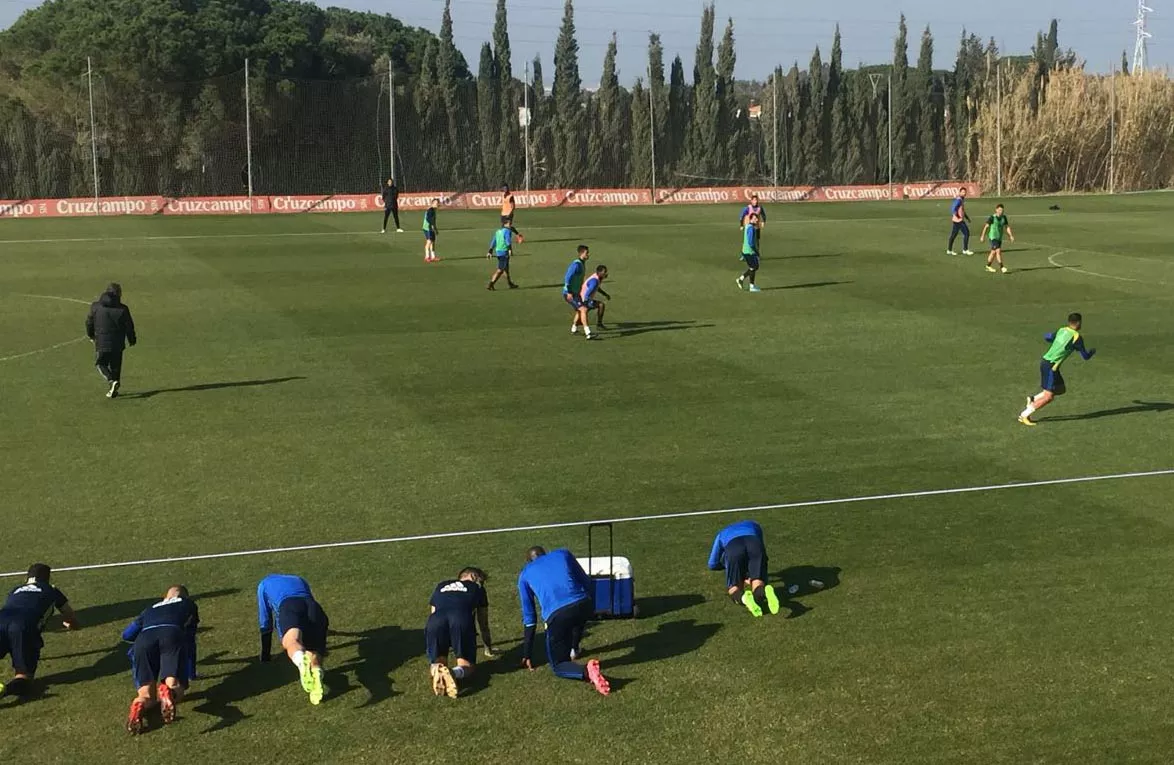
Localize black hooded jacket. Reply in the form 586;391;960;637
85;290;136;352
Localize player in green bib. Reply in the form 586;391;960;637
978;204;1015;273
1018;312;1096;426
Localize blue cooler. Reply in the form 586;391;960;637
577;523;637;618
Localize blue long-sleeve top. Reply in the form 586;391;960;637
517;549;593;627
708;520;765;570
257;574;314;633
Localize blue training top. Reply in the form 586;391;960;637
257;574;314;632
517;549;593;627
563;259;584;295
707;520;764;570
489;227;513;255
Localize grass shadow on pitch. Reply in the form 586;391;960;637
518;283;564;290
779;252;844;261
330;626;426;707
632;593;705;619
760;281;853;292
54;587;239;630
611;320;713;339
122;377;304;400
769;565;842;619
1036;400;1174;423
591;619;722;671
1011;264;1073;273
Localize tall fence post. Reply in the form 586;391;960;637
887;70;893;200
648;62;657;201
524;60;531;194
388;58;396;183
1109;64;1116;195
996;60;1003;198
86;56;99;209
244;59;255;206
771;67;779;189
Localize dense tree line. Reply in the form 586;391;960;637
1;0;1168;198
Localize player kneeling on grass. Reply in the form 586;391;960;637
258;574;329;705
979;204;1015;274
1019;312;1096;427
0;563;77;700
427;567;496;698
708;520;779;617
517;547;610;695
736;214;762;292
487;224;518;290
122;586;199;734
576;265;611;340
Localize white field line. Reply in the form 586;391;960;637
5;468;1171;577
16;293;92;305
0;213;1059;247
1047;250;1148;283
0;336;87;363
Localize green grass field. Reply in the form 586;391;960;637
1;194;1173;764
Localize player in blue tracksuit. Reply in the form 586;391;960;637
947;188;974;255
0;563;78;699
563;245;590;334
426;567;495;698
120;586;199;734
517;547;611;695
257;574;329;705
708;520;780;617
487;225;518;290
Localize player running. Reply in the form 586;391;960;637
517;546;611;695
564;245;591;335
257;574;329;705
736;213;762;292
708;520;780;617
423;198;440;262
979;204;1015;273
426;567;495;698
122;586;199;734
0;563;77;700
487;223;518;290
577;265;610;339
500;184;524;243
947;188;974;256
1018;312;1096;427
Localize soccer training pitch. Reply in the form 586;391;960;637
2;194;1173;764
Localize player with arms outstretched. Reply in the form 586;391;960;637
1018;312;1096;427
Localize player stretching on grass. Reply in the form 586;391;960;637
736;213;762;292
577;265;610;339
979;204;1015;273
426;567;495;698
122;586;199;734
257;574;328;705
1018;312;1096;427
423;198;440;262
708;520;779;617
487;224;518;290
517;547;611;695
947;188;974;256
564;245;591;335
0;563;77;700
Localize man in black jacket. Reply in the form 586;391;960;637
381;178;402;233
85;282;136;398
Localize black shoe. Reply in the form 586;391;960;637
487;283;495;291
508;282;519;289
106;380;120;399
596;323;607;331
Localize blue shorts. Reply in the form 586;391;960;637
131;627;188;688
582;298;599;311
277;597;330;653
990;239;1003;250
564;292;582;309
423;230;436;242
1039;359;1066;395
496;255;510;271
741;254;760;270
425;611;478;664
724;535;768;589
0;616;42;676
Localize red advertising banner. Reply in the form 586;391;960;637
0;182;978;220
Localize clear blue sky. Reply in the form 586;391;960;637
1;0;1168;83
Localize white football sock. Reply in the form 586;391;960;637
291;650;305;667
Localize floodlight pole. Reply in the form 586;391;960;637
648;60;657;200
87;57;99;210
524;60;531;193
245;58;255;207
996;60;1003;198
772;68;779;189
887;70;893;200
388;58;396;183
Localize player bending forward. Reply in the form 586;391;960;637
122;586;199;734
577;265;610;340
708;520;779;617
257;574;329;705
426;567;495;698
1019;312;1096;427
